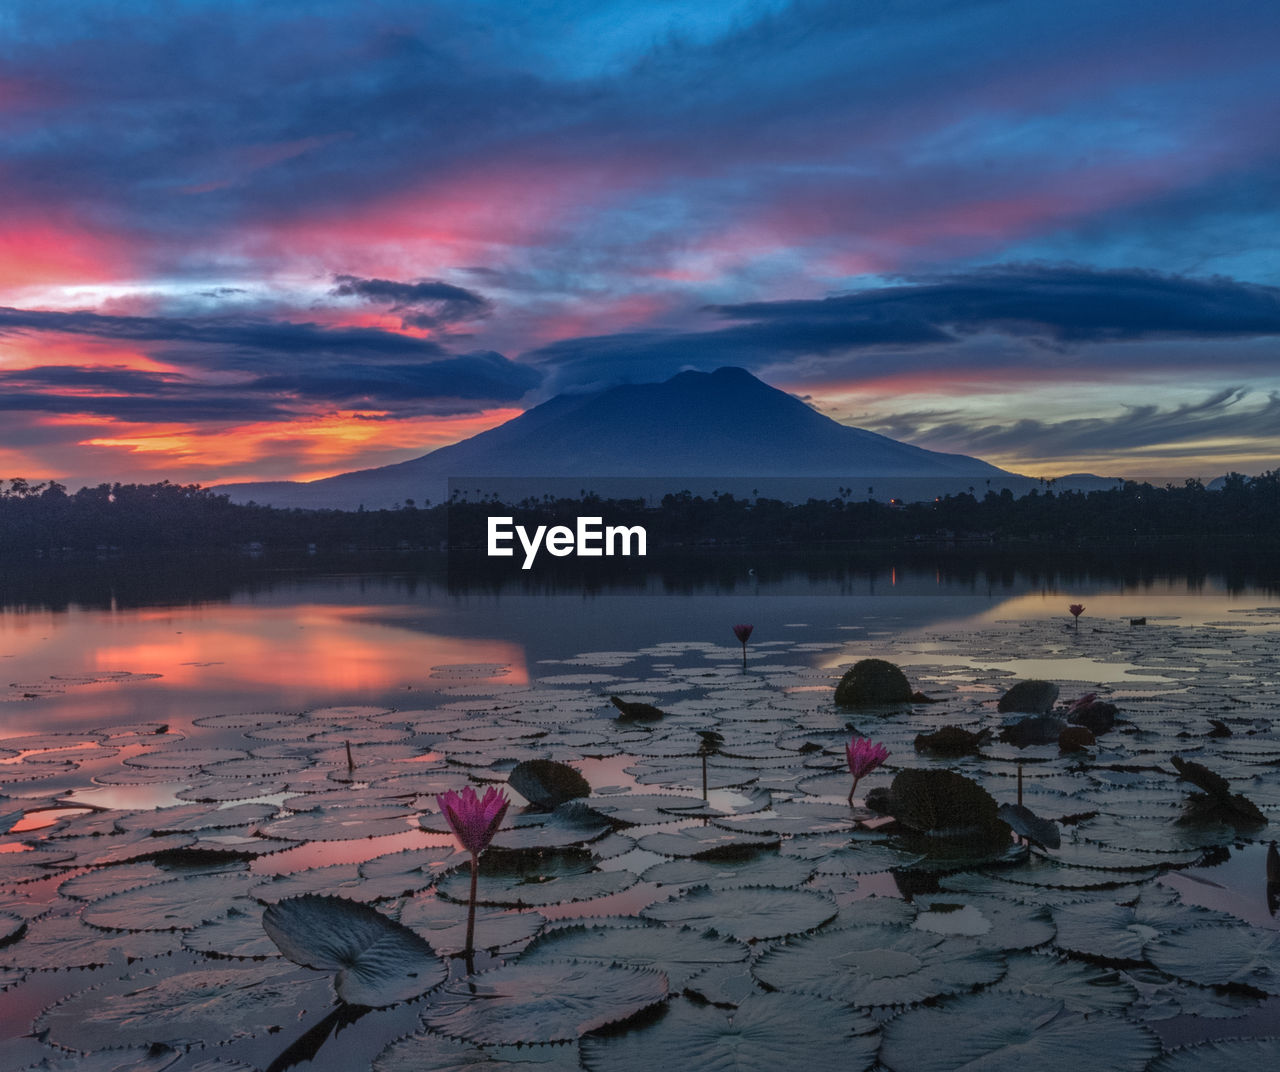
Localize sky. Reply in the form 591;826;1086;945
1;0;1278;489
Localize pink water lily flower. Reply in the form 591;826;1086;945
1069;603;1085;629
436;785;510;970
846;737;890;806
732;624;754;669
437;785;510;857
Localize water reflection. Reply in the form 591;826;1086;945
0;553;1277;739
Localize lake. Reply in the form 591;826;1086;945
2;551;1279;1070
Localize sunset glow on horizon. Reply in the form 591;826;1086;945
2;1;1278;489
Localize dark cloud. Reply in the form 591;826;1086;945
711;267;1280;344
523;267;1280;392
0;306;450;368
331;275;493;329
246;350;540;404
0;317;539;424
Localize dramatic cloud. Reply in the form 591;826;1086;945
524;267;1280;393
1;1;1277;483
331;275;493;329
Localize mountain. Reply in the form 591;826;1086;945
219;366;1015;510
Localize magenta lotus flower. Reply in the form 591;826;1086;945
732;624;754;668
435;785;510;969
437;785;509;856
1069;603;1085;629
846;736;890;806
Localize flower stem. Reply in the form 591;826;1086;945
847;775;860;807
465;854;479;973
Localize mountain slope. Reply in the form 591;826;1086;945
220;367;1011;509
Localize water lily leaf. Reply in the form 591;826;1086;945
57;858;244;900
637;828;780;858
359;845;462;881
997;803;1061;848
911;893;1055;951
507;759;591;808
780;834;926;874
252;862;399;904
710;800;855;837
1145;1037;1280;1071
262;894;448;1006
422;962;667;1044
1147;926;1280;993
589;793;714;827
487;802;613;851
81;872;256;931
437;849;638;908
398;896;545;955
580;992;879;1072
373;1031;583;1071
642;851;815;889
125;746;248;769
35;963;332;1050
641;885;836;941
260;805;413;841
879;991;1159;1072
990;953;1139;1012
182;900;279;958
115;801;278;834
1052;891;1235;962
986;855;1156;890
0;911;180;969
518;920;748;987
1126;967;1265;1020
61;830;197;867
1;911;25;945
753;923;1004;1006
10;1049;186;1071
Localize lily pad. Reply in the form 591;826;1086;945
642;851;816;889
35;963;332;1050
373;1032;583;1071
263;894;448;1006
990;952;1139;1012
641;884;836;941
507;759;591;808
580;991;880;1072
637;827;780;858
1052;891;1235;962
1145;1037;1280;1071
421;962;667;1044
519;920;748;987
879;991;1159;1071
753;923;1004;1006
81;872;256;931
398;896;546;955
0;911;180;969
182;900;279;959
1147;925;1280;993
437;849;638;907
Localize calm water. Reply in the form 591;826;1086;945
4;553;1280;1069
2;553;1277;741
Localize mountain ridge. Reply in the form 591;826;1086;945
219;366;1015;510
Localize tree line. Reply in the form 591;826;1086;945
1;472;1278;556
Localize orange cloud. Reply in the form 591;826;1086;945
73;406;522;483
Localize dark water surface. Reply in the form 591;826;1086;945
2;551;1279;1070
